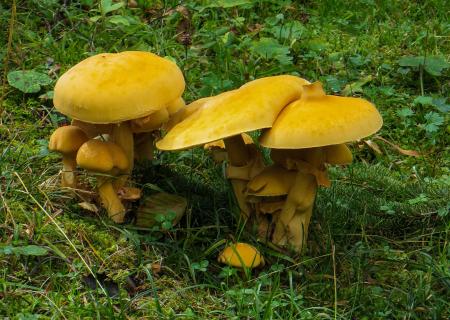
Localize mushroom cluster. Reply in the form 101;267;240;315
157;80;382;253
49;51;185;222
157;75;310;220
48;52;382;256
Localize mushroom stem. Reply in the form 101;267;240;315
61;155;77;188
111;122;134;189
271;172;317;251
224;135;250;166
134;132;154;161
98;176;126;223
224;135;252;218
271;148;325;252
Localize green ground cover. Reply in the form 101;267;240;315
0;0;449;319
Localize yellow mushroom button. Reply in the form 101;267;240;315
218;242;265;268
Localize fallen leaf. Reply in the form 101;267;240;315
374;136;421;157
363;139;383;154
136;192;187;228
118;187;141;200
78;202;99;213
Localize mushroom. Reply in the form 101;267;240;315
48;125;88;188
157;75;310;219
132;97;186;162
259;81;382;252
53;51;185;191
76;139;129;223
246;165;297;240
218;242;265;269
204;133;254;163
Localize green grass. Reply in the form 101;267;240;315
1;0;449;319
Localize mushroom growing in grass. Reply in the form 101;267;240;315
157;75;310;219
76;139;129;223
48;125;88;188
52;51;185;191
259;82;383;252
218;242;265;269
246;165;297;240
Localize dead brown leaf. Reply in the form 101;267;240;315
78;202;99;213
363;139;383;154
374;135;421;157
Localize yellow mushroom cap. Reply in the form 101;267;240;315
247;165;296;196
48;125;88;154
166;97;186;115
53;51;185;124
163;96;210;131
323;144;353;165
76;139;129;173
260;82;383;149
157;75;310;150
218;242;264;268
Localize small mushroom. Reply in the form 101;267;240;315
157;75;310;219
218;242;265;269
53;51;185;192
48;125;88;188
76;139;129;223
259;81;382;252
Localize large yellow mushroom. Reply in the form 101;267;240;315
52;51;185;189
49;51;185;221
259;82;382;252
157;75;310;219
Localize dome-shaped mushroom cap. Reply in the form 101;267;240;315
76;140;129;173
49;125;88;154
53;51;185;124
218;242;264;268
247;165;296;197
157;75;310;150
260;82;383;149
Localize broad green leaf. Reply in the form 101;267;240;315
324;75;342;93
407;194;428;205
201;0;253;9
349;54;370;66
431;98;450;113
7;70;52;93
89;15;102;22
268;21;305;40
398;56;424;67
101;0;124;15
397;108;414;118
0;245;48;256
14;245;49;256
423;56;450;76
306;39;328;52
251;37;292;65
398;55;449;76
108;15;130;26
423;112;444;133
413;96;433;106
